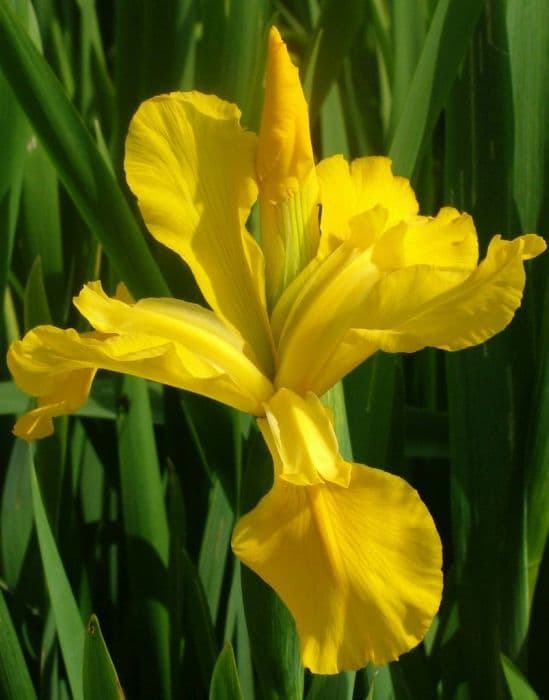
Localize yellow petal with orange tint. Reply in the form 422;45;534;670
232;462;442;674
125;91;273;373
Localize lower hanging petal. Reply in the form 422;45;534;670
8;284;274;441
232;462;442;674
339;233;546;358
12;365;96;441
277;233;545;396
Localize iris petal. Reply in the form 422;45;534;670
8;282;274;440
316;155;418;256
372;207;479;271
276;223;545;395
258;388;350;486
125;91;273;373
258;27;320;305
232;462;442;674
339;233;546;357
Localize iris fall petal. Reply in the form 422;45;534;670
232;461;442;674
8;283;273;439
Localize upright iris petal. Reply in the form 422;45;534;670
125;91;274;374
257;27;320;306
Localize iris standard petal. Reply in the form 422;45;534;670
257;27;320;306
316;155;418;256
124;91;273;373
8;284;275;440
372;207;479;271
232;462;442;674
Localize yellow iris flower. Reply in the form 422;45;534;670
7;27;545;674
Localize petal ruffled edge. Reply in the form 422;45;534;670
345;233;546;356
232;462;442;673
316;155;419;257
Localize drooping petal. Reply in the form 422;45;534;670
257;388;350;487
232;462;442;674
257;27;320;306
276;231;545;396
332;233;546;360
12;362;97;441
316;155;418;256
125;91;273;373
8;283;274;441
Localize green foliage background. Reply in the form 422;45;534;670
0;1;548;698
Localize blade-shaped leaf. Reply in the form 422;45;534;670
0;588;36;700
0;0;169;299
30;446;84;700
389;0;484;177
83;615;125;700
501;654;540;700
209;643;243;700
117;376;170;699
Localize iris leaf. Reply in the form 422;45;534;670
0;0;169;299
30;446;84;700
0;588;36;700
83;615;125;700
389;0;483;177
209;643;244;700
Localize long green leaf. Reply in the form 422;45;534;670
117;376;170;699
198;478;233;623
83;615;125;700
30;446;84;700
0;588;36;700
0;438;33;588
524;287;549;603
389;0;483;176
304;0;366;124
506;0;549;231
180;547;218;691
209;643;243;700
501;654;540;700
443;2;535;687
0;0;169;299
